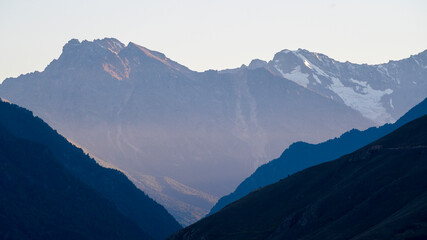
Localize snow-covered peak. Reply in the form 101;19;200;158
264;48;427;125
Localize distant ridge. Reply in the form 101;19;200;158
210;97;427;215
170;114;427;240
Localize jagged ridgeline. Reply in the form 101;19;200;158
0;99;181;240
0;38;425;225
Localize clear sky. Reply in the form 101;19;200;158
0;0;426;82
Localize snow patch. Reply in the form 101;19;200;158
390;98;394;109
412;57;421;67
377;65;400;84
275;65;310;88
312;74;322;84
328;77;394;124
349;78;368;87
294;52;329;77
304;60;311;69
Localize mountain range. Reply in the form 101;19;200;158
170;114;427;240
242;48;426;124
210;97;427;214
0;38;425;224
0;99;181;240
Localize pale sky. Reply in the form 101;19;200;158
0;0;426;82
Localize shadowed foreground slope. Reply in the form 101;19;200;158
211;97;427;214
170;115;427;240
0;99;181;240
0;125;151;239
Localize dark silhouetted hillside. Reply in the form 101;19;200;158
170;115;427;240
0;125;152;239
0;99;181;240
211;97;427;214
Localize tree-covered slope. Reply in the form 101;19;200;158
0;99;181;240
211;97;427;214
0;125;152;239
171;115;427;240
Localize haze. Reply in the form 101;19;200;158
0;0;426;82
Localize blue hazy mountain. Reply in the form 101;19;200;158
0;38;379;224
210;97;427;214
0;99;181;240
170;114;427;240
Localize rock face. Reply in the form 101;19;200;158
210;97;427;215
169;115;427;240
1;38;424;224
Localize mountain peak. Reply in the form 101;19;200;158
296;48;309;52
47;38;192;80
278;49;292;54
123;42;192;73
273;49;301;62
62;38;81;53
248;59;268;69
94;38;125;54
66;38;80;45
126;42;168;62
62;38;125;55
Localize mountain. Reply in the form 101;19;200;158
0;38;380;224
0;99;181;240
210;97;427;214
0;123;152;240
243;48;427;125
170;114;427;240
